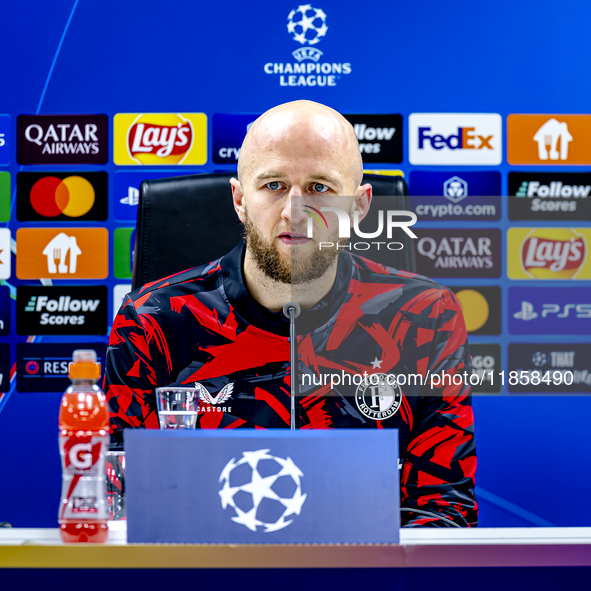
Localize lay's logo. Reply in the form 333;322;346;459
114;113;207;165
508;228;591;279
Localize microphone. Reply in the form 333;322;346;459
283;302;301;430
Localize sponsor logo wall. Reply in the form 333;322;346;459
0;27;588;405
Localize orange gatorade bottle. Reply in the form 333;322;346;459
58;349;109;543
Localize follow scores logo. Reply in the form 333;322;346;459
114;113;207;165
409;113;502;165
17;172;107;222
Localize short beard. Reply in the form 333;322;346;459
243;208;342;284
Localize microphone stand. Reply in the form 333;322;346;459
283;301;301;431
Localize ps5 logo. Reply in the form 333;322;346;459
514;300;591;321
120;186;139;206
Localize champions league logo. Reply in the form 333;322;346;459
263;5;352;87
219;449;307;533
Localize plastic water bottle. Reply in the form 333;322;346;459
58;349;109;543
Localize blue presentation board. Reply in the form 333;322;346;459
0;0;590;529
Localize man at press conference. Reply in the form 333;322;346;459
104;100;478;528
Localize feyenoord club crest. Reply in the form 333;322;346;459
355;374;402;421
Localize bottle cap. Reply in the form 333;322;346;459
69;349;101;380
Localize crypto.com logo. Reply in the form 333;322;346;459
303;205;417;250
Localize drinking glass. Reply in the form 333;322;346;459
155;386;200;430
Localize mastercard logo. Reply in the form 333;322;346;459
30;175;95;218
451;286;501;335
454;289;489;332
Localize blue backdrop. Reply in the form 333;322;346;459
0;0;590;528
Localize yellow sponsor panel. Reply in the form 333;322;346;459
113;113;207;165
507;227;591;279
363;169;404;177
16;228;109;279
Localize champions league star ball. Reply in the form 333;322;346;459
287;5;328;45
218;449;307;533
532;351;547;367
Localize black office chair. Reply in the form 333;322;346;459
132;173;416;291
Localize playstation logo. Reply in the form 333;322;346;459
120;186;139;206
514;301;538;321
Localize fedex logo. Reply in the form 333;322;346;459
418;127;493;150
410;113;502;165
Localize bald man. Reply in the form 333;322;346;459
105;100;478;528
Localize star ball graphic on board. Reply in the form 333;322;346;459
218;449;307;532
113;113;207;165
507;114;591;165
507;228;591;280
17;172;108;222
263;5;352;87
287;5;328;46
16;228;108;279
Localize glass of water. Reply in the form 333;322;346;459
155;386;200;429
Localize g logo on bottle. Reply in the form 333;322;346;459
70;442;92;469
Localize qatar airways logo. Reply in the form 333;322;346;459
303;205;417;250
